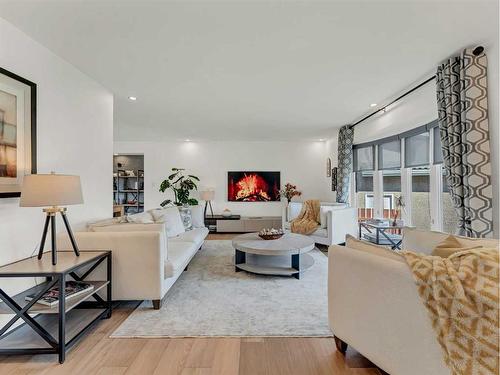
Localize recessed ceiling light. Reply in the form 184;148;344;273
370;103;377;107
318;138;326;142
128;96;137;101
184;139;191;142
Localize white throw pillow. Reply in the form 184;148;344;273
151;207;185;237
190;205;205;228
126;211;155;224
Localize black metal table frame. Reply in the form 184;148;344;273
358;222;403;250
0;251;112;363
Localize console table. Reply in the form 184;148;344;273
0;251;112;363
205;215;282;233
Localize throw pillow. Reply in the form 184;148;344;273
126;211;155;224
431;234;482;257
345;234;404;262
151;207;185;237
190;205;205;228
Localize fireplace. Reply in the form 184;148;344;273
228;171;280;202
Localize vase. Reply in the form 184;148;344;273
179;204;193;230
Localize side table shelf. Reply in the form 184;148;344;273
0;251;112;363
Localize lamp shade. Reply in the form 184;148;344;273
19;174;83;207
200;190;215;201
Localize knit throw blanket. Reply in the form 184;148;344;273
402;248;499;375
290;200;320;235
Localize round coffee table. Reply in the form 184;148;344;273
231;232;315;279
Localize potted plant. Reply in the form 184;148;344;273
159;168;200;207
159;168;200;230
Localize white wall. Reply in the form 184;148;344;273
352;43;499;237
0;18;113;267
114;140;332;216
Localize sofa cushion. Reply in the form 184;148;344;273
431;234;482;257
126;211;155;224
345;234;404;262
170;227;209;247
164;241;198;278
311;228;328;238
87;217;127;229
151;207;185;237
403;227;499;254
89;222;165;233
190;205;205;228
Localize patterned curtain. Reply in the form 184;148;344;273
436;48;493;238
335;125;354;204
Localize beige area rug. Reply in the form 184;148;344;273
111;240;332;337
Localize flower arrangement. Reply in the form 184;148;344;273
279;183;302;203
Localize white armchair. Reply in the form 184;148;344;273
282;202;357;245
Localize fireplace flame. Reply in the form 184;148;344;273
235;173;271;202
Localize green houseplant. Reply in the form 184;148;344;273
159;168;200;207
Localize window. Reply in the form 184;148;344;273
442;170;459;234
433;126;443;164
355;146;374;171
405;132;430;168
382;169;401;220
379;140;401;170
356;171;374;221
353;120;456;233
354;146;375;221
411;166;431;230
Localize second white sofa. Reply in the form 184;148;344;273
282;202;358;245
57;206;208;309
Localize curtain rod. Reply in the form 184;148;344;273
349;45;484;129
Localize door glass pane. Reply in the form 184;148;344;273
356;171;373;221
442;169;459;234
411;166;431;230
405;132;430;167
382;169;401;221
355;146;374;171
379;140;401;169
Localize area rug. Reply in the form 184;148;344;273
111;240;331;337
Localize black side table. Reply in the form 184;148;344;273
0;251;111;363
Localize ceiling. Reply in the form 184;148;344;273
0;0;497;141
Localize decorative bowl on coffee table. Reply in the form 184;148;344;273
258;233;284;240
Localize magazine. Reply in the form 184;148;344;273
25;281;94;307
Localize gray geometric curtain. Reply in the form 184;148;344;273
336;125;354;204
436;48;493;238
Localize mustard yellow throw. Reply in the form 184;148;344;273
402;248;499;375
290;199;320;235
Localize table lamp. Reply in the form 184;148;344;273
200;190;215;218
20;173;83;265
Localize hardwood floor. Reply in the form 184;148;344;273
0;303;381;375
0;235;382;374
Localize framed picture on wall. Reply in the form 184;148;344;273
331;167;337;191
0;67;37;198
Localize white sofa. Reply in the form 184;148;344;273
282;202;357;245
328;228;499;375
57;206;208;309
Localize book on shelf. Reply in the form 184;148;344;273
25;281;95;307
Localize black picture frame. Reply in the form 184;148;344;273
331;167;338;192
0;67;37;198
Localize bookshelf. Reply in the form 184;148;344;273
113;154;144;216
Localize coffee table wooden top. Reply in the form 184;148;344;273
232;232;315;256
